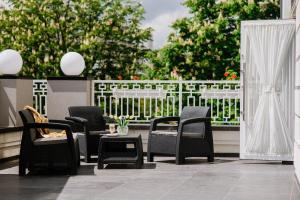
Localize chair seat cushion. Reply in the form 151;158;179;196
182;132;204;138
151;131;178;136
34;133;78;146
151;131;204;138
89;130;110;135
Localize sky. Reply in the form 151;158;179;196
140;0;189;49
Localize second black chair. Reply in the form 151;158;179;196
66;106;110;162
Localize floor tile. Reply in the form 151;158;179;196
0;158;298;200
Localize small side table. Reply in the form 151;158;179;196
98;134;144;169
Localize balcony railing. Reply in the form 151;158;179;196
33;80;47;116
33;80;240;126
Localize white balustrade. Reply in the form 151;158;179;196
33;80;240;125
92;80;240;125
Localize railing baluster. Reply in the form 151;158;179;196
178;80;183;116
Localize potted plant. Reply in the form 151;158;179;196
110;115;133;135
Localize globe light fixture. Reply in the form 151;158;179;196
0;49;23;75
60;52;85;76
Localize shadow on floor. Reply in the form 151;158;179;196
104;162;156;169
156;158;236;165
0;174;69;200
242;161;292;165
0;158;18;170
77;165;97;175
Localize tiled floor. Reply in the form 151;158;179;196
0;158;299;200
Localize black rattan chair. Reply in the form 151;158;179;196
147;106;214;164
18;109;80;176
66;106;110;162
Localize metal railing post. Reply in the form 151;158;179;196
91;80;95;106
178;77;183;115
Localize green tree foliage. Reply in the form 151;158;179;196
0;0;152;79
142;0;279;80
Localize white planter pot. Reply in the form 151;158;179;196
117;126;128;135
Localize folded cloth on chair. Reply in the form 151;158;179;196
24;106;66;138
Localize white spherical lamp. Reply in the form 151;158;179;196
0;49;23;75
60;52;85;76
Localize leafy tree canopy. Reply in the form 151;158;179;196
142;0;279;80
0;0;152;79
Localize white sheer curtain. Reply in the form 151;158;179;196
241;20;295;161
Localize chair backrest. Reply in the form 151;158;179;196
68;106;106;131
19;109;40;141
180;106;211;136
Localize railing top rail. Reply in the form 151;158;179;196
92;80;240;84
34;79;240;84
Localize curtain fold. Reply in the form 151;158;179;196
242;21;295;161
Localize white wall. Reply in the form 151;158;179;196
294;0;300;183
0;130;21;159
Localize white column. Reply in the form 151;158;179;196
47;78;91;120
0;78;33;127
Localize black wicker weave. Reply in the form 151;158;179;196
147;106;214;164
98;135;144;169
67;106;111;162
18;109;80;176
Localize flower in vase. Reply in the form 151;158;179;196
110;115;131;128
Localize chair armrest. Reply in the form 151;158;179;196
175;117;213;163
25;123;74;142
65;117;88;124
65;117;88;133
179;117;211;126
49;119;74;126
150;116;180;131
178;117;212;137
25;122;72;130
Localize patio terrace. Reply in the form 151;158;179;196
0;1;299;200
0;157;299;200
0;76;298;200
